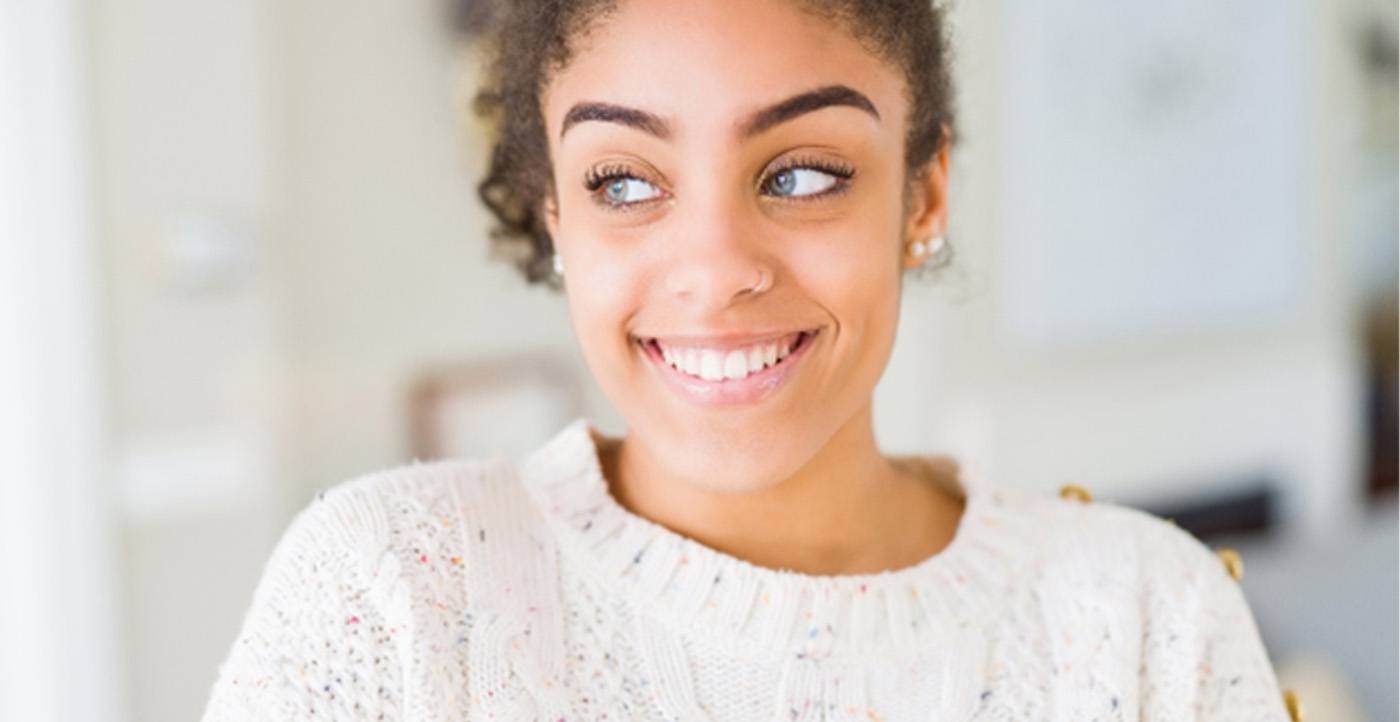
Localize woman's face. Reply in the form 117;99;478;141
541;0;947;492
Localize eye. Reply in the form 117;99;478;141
761;159;855;201
766;168;835;197
584;164;665;210
602;177;661;205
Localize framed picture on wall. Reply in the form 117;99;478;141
408;354;584;462
997;0;1311;350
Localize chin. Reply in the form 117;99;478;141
657;425;810;494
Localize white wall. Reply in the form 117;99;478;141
272;0;614;492
85;0;287;719
0;0;119;719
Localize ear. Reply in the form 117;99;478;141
542;189;560;241
902;136;951;269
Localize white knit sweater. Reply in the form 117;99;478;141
201;418;1293;721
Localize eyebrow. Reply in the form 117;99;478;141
558;84;880;142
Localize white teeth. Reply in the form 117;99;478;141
654;332;809;381
699;350;725;381
746;346;765;373
723;350;748;380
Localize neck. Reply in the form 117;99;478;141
601;404;964;575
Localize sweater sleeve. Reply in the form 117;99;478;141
1138;519;1293;721
1190;544;1292;721
200;480;405;721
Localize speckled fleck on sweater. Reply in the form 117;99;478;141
200;418;1294;721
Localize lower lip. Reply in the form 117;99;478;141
638;330;820;407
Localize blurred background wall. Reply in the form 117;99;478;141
1;0;1395;720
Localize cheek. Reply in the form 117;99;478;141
561;236;648;362
781;211;904;367
785;199;904;312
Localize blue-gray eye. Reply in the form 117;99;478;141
767;167;840;197
771;170;796;195
602;177;660;205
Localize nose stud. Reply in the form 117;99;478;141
747;268;770;295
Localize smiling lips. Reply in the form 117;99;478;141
646;331;807;382
636;328;820;406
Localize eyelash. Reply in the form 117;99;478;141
581;156;856;212
767;157;856;202
582;163;642;204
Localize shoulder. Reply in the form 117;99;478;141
233;454;530;615
976;485;1291;717
291;455;525;571
982;482;1235;597
310;456;517;523
203;457;517;720
984;482;1273;655
984;482;1188;549
205;454;564;720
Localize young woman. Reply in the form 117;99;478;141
202;1;1300;719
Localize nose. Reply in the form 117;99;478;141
660;190;775;309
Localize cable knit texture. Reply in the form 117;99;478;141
202;418;1293;721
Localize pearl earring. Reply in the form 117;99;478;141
551;252;564;277
908;235;945;265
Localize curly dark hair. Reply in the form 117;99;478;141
471;0;956;289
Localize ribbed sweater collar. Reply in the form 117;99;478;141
517;417;1032;662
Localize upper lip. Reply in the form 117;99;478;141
635;327;819;352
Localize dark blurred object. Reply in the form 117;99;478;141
1363;287;1398;498
1353;7;1397;502
449;0;502;38
1136;479;1278;542
1357;10;1397;78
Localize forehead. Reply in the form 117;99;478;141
541;0;907;144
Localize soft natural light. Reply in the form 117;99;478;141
0;1;119;720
